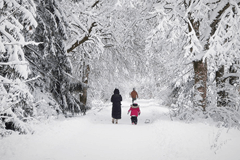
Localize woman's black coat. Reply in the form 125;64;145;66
111;89;122;119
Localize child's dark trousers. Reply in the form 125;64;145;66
131;116;138;125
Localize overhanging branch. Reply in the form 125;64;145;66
67;22;97;53
67;36;89;53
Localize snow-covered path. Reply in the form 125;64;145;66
1;99;240;160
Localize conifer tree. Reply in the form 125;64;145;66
0;0;38;135
25;0;85;116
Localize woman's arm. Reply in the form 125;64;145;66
111;95;113;102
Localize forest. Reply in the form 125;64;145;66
1;0;240;136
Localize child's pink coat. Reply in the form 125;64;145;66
128;105;141;117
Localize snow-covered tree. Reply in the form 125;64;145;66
57;0;108;106
0;0;38;135
24;0;86;117
204;1;240;109
148;0;240;126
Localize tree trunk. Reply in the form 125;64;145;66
229;62;238;86
193;60;207;111
216;65;226;107
80;63;90;106
188;17;207;111
189;2;231;111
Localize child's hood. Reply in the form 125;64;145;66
131;103;139;108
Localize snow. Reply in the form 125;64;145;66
1;99;240;160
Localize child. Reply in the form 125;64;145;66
128;102;141;125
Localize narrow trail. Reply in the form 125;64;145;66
1;99;239;160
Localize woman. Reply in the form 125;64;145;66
111;88;122;124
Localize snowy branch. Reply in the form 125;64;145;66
67;22;97;53
4;41;43;46
67;36;89;53
0;61;28;65
91;0;100;8
24;75;41;83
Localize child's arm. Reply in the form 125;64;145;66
138;107;141;115
128;106;132;114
